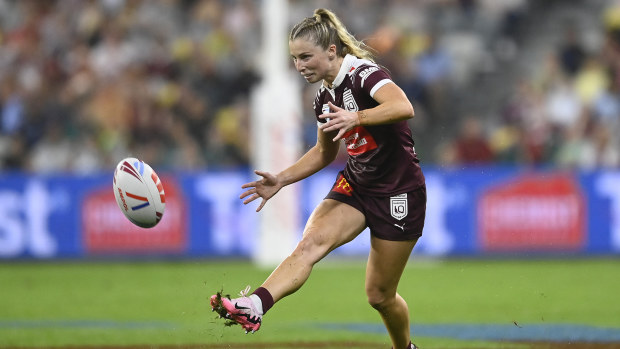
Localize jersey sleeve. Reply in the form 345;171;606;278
355;65;393;99
313;87;328;125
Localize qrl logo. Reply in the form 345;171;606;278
390;194;408;220
342;89;358;112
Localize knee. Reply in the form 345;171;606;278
366;286;395;311
290;231;329;264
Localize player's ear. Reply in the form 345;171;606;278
328;44;337;60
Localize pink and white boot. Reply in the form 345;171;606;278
210;286;262;333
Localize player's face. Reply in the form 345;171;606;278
289;38;335;84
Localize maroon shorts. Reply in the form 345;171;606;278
324;171;426;241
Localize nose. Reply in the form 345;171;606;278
295;60;303;72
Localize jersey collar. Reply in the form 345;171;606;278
325;54;356;90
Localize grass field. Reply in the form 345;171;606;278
1;257;619;348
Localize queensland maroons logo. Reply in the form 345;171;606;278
390;193;408;220
342;88;358;112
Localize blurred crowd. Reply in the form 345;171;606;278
438;0;620;169
0;0;618;174
0;0;260;173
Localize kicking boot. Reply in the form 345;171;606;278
210;286;262;333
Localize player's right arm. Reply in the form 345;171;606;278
240;127;339;212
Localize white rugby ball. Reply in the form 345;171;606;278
112;157;165;228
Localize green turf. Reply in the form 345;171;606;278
0;258;619;348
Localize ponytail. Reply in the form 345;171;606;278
290;8;375;62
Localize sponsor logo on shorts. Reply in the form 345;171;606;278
390;193;408;220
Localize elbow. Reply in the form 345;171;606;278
407;104;415;119
323;147;339;164
402;102;415;121
316;143;338;165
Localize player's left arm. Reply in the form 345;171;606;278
358;82;414;126
319;82;414;141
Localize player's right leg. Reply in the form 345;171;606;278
211;198;366;332
366;235;418;349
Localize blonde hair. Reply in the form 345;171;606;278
290;8;375;62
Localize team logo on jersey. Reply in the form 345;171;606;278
390;193;408;220
342;88;358;112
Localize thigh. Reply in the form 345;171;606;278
365;236;418;295
364;186;427;241
301;199;367;258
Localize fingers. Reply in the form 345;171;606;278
240;170;276;210
243;193;260;205
254;170;268;177
256;199;266;212
241;170;271;191
241;182;257;190
332;128;347;142
318;118;345;134
239;188;256;200
328;101;342;111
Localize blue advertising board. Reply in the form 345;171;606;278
0;167;619;259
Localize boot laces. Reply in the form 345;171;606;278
239;285;251;297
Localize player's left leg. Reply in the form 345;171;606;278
365;236;418;349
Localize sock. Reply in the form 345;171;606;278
249;294;263;314
252;287;274;314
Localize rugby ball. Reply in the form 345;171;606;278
112;158;165;228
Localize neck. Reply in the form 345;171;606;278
324;55;345;88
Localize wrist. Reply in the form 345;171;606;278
357;110;368;126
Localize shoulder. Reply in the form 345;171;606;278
313;84;326;103
349;59;392;95
312;85;327;115
349;58;388;78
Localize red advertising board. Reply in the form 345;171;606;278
478;174;586;251
82;176;186;254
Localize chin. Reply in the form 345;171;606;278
306;75;322;84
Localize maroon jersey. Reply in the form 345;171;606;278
313;54;425;196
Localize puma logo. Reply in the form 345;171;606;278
394;223;406;231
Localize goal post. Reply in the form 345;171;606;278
250;0;303;267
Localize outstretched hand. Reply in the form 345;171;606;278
318;101;359;141
239;170;282;212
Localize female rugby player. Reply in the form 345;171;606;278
211;8;426;349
